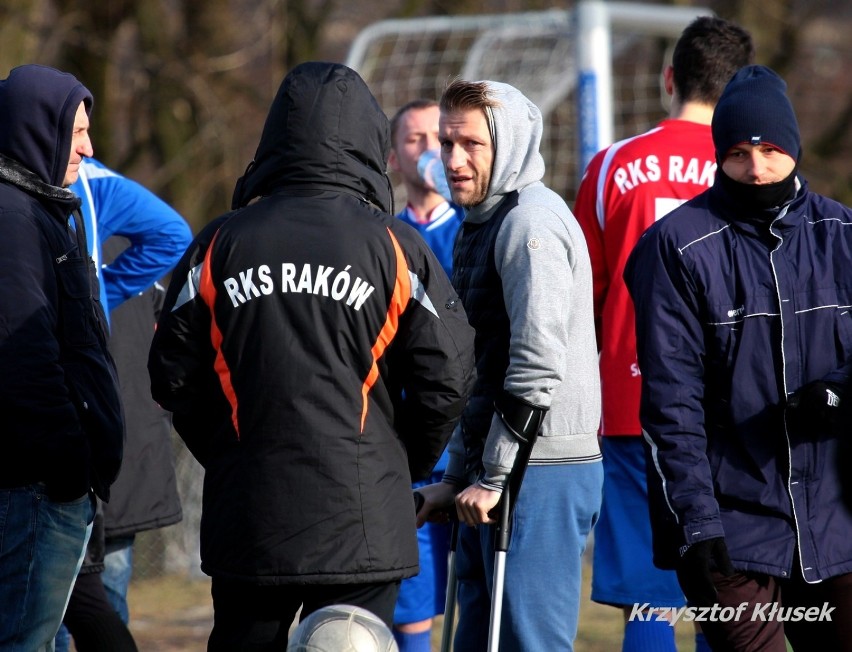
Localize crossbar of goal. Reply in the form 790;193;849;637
346;1;712;201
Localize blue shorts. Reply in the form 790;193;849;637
591;436;686;608
393;451;451;625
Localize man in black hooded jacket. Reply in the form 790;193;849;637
0;64;124;651
149;61;475;650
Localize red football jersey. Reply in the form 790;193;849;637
574;119;716;436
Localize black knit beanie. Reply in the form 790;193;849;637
711;65;801;164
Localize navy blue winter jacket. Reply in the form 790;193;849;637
0;65;124;501
625;178;852;583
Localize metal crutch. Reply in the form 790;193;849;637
439;518;460;652
486;430;538;652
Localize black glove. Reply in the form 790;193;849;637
676;537;735;607
787;380;845;432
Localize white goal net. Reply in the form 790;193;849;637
346;1;712;205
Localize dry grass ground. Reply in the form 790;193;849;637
128;575;212;651
127;558;698;651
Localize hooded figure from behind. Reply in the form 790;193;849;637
148;62;475;644
231;61;393;212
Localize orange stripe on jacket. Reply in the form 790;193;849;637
198;231;241;439
360;228;411;432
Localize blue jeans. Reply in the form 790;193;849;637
102;536;135;623
453;462;603;652
0;485;94;652
55;535;136;651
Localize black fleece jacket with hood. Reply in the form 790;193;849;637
0;65;124;502
149;62;475;584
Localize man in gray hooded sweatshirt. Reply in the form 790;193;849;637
416;79;602;650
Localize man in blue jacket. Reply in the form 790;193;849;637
70;160;190;620
0;64;124;651
56;160;191;651
625;65;852;650
72;158;193;317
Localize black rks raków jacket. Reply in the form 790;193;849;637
149;62;475;584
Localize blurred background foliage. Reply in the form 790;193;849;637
1;0;849;234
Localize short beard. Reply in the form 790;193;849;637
454;180;489;209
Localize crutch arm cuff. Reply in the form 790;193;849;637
494;390;548;445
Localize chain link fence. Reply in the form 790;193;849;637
132;433;204;580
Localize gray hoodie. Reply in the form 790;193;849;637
444;81;601;489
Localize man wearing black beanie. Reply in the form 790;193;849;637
712;65;802;214
625;64;852;650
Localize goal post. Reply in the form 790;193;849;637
576;1;714;175
346;2;712;202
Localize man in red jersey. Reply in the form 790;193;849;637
573;16;754;652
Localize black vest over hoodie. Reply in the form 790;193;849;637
452;191;518;473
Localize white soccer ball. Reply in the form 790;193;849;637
286;604;399;652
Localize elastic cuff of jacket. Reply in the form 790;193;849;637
681;521;726;548
494;390;548;445
479;479;504;494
